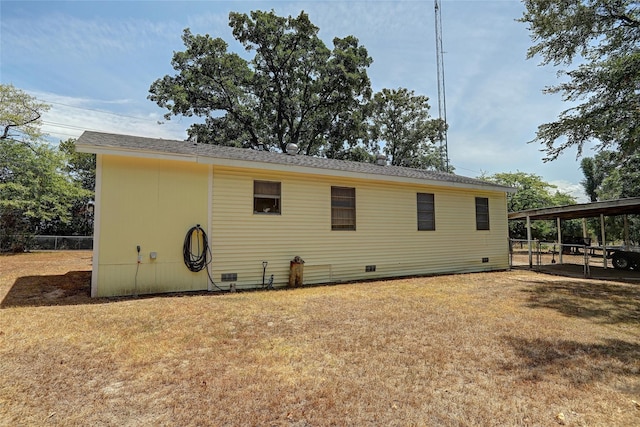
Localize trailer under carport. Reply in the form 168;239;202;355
508;197;640;272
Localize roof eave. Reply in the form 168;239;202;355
200;155;510;192
76;143;198;163
76;131;515;194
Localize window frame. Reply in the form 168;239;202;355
331;186;356;231
475;197;490;230
253;180;281;215
417;192;435;231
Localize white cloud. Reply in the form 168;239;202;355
31;91;190;143
549;180;589;203
3;13;179;61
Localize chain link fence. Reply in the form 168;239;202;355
1;235;93;251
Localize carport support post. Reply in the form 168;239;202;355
601;214;607;269
624;215;630;251
557;217;563;265
582;217;590;277
526;215;532;268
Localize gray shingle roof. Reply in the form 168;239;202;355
76;131;514;192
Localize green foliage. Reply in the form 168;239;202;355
0;84;50;142
149;10;373;158
0;87;93;250
580;157;602;202
59;138;96;192
481;171;573;211
50;138;97;236
579;151;619;200
0;139;91;250
580;150;640;244
519;0;640;161
370;88;446;169
481;171;577;240
579;150;640;201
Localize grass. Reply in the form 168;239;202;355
1;251;639;426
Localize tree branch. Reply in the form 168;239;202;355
0;109;41;140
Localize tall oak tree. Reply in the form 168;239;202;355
149;10;373;157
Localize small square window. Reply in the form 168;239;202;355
254;181;281;214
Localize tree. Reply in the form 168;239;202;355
53;138;96;236
369;88;446;169
0;139;90;250
0;84;49;142
580;158;603;202
482;171;574;212
149;10;373;157
481;171;577;239
0;86;90;250
519;0;640;161
59;138;96;192
580;150;640;244
579;151;619;201
579;150;640;200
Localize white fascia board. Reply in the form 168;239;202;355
75;145;198;163
197;156;514;194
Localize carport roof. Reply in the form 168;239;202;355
508;197;640;221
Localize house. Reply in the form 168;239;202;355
76;131;515;297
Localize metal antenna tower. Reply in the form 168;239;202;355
434;0;449;172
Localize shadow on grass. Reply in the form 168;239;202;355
1;272;235;308
512;263;640;284
503;336;640;393
1;271;95;308
522;279;640;324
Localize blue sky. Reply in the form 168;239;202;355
1;0;591;200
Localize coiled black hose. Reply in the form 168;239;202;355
183;224;208;272
183;224;224;291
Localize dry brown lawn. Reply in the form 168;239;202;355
1;251;639;426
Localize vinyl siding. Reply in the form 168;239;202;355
210;166;509;290
94;156;509;296
95;155;209;296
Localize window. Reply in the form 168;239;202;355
417;193;435;230
254;181;281;214
331;186;356;230
475;197;490;230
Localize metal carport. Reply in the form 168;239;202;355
508;197;640;270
